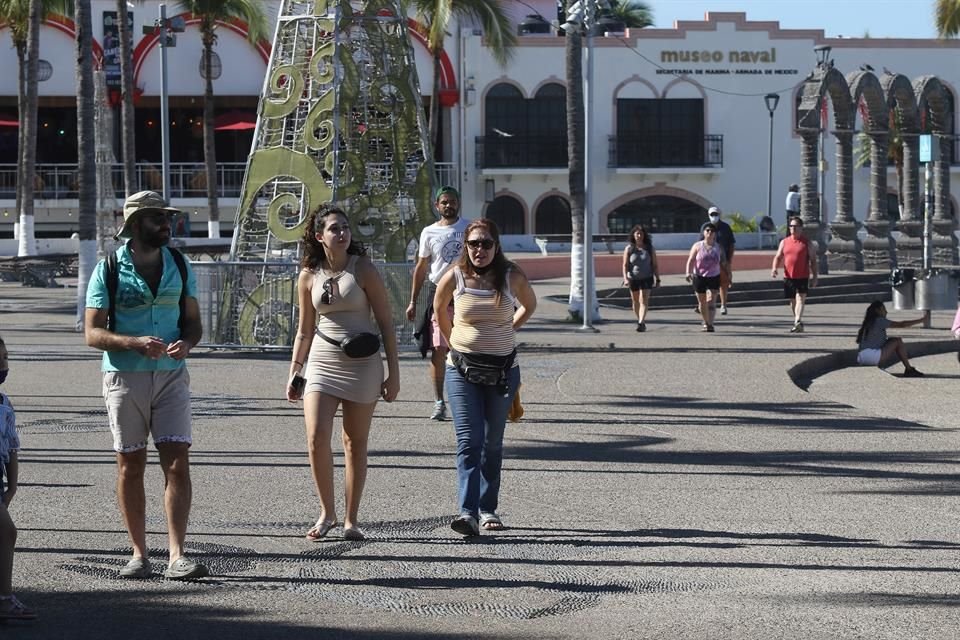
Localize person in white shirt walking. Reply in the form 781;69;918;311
407;187;469;420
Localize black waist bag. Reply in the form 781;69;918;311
451;349;516;396
317;329;381;358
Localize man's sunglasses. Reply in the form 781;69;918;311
466;239;495;250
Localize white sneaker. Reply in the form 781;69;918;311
430;400;446;421
720;305;728;315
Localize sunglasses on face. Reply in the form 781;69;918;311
789;225;801;229
320;278;338;305
704;229;715;234
466;238;495;250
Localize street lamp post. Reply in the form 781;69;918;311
764;93;780;225
144;5;185;203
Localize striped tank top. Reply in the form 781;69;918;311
448;267;516;358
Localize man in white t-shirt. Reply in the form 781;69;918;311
406;186;469;420
784;183;800;225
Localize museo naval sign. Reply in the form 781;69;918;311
656;48;799;76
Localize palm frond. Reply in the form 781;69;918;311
936;0;960;37
608;0;653;29
174;0;269;43
412;0;515;65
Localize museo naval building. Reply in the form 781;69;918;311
1;2;957;259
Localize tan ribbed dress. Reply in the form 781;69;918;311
305;255;383;403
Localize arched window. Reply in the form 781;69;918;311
485;83;525;138
484;195;525;235
608;195;705;233
482;82;567;167
535;195;571;235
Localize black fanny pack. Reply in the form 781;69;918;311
317;329;381;358
450;348;516;395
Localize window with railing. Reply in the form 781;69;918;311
478;82;568;168
612;98;721;168
608;195;706;233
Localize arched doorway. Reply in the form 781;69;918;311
608;195;706;233
484;195;525;235
534;195;571;234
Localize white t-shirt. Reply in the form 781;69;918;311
785;191;800;213
418;217;469;284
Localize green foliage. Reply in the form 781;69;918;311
726;212;758;233
936;0;960;38
607;0;653;28
411;0;516;65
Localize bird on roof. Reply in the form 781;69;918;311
883;66;894;75
860;63;875;72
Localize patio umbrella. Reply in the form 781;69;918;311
214;111;256;131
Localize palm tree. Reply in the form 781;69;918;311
176;0;267;238
936;0;960;37
75;0;96;329
606;0;653;29
564;0;652;321
117;0;136;196
0;0;70;255
412;0;515;159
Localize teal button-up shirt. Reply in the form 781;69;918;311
86;243;198;372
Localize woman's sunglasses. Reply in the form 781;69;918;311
466;239;495;250
320;278;338;305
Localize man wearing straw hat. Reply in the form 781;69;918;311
84;191;207;581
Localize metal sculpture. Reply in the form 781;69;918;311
222;0;433;345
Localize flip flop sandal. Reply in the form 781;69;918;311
306;519;338;541
479;513;504;530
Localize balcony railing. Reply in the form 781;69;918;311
608;134;724;169
0;161;459;202
475;135;568;169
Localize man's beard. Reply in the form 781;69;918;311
440;208;458;219
140;228;170;248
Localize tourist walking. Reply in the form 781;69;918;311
0;336;36;620
433;219;537;536
85;191;207;580
287;205;399;542
771;216;818;332
855;300;925;377
700;207;735;314
621;224;660;331
685;223;728;332
407;186;469;421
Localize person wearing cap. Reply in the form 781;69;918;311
84;191;208;581
407;186;469;421
699;206;735;315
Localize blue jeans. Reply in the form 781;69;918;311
445;364;521;518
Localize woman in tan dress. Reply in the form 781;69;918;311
286;205;400;541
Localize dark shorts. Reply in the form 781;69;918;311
628;277;654;292
692;274;721;294
784;278;809;298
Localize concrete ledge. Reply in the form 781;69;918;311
788;339;959;390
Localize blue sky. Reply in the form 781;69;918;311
647;0;944;40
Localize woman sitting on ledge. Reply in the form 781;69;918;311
855;300;925;377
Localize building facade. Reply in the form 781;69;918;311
1;2;957;251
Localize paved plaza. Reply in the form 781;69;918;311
1;269;959;639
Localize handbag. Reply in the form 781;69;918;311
316;328;381;358
450;348;516;395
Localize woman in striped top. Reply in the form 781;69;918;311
434;219;537;536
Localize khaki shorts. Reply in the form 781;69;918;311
102;368;192;453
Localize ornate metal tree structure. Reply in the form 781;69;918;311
221;0;433;345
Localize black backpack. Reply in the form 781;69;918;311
105;247;188;332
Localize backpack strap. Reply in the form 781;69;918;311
106;251;119;332
168;247;188;331
106;247;188;332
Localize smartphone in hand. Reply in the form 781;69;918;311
290;373;306;400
